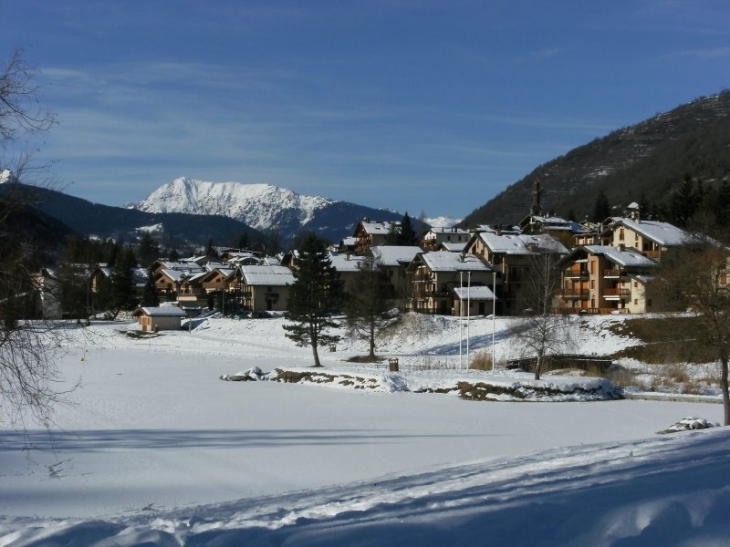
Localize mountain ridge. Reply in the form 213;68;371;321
132;176;403;242
461;90;730;227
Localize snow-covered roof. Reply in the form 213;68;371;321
158;269;186;282
521;214;582;234
582;245;658;268
453;286;496;301
240;265;295;286
478;233;569;256
476;224;522;235
359;220;396;235
261;256;281;266
439;241;469;253
157;261;206;273
606;218;689;246
519;234;570;254
329;253;366;273
425;227;470;237
134;306;186;318
419;252;491;272
372;246;422;267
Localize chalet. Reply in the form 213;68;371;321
519;214;580;241
421;227;470;251
238;265;295;312
464;232;568;315
372;245;422;304
406;252;494;315
337;236;358;255
134;305;187;331
353;219;398;254
602;215;690;261
556;245;658;314
329;252;367;295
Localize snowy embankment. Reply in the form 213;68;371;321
0;315;727;546
221;365;622;401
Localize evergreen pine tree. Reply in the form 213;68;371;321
206;238;219;259
141;270;160;307
714;180;730;228
398;212;418;246
137;233;159;267
110;247;139;317
669;175;699;228
592;191;611;222
283;234;344;367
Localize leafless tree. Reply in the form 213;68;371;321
0;49;55;142
510;252;573;380
651;237;730;425
1;49;67;427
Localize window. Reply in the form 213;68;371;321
619;229;624;241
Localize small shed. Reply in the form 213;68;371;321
134;306;187;332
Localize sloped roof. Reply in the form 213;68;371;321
453;286;496;301
439;241;469;253
478;232;569;256
425;227;470;236
329;253;366;273
372;246;422;267
419;252;491;272
134;306;186;318
240;265;295;286
359;220;396;236
581;245;658;268
605;218;689;246
157;269;186;283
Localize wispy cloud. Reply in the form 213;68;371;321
669;46;730;59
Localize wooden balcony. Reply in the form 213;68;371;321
603;269;626;278
556;289;589;299
603;288;630;299
564;270;588;279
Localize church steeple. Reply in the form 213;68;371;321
530;178;542;216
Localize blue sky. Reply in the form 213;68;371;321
2;1;729;219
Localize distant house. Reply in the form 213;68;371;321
421;227;470;251
556;245;658;314
238;265;295;312
601;215;690;261
134;305;187;331
353;219;398;254
406;251;495;315
372;245;422;305
464;231;568;315
329;252;367;295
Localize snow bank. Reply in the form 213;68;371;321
228;366;623;402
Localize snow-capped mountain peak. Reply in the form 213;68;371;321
132;177;402;242
135;177;333;232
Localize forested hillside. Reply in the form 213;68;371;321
461;91;730;227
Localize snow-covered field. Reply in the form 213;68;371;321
1;314;728;546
